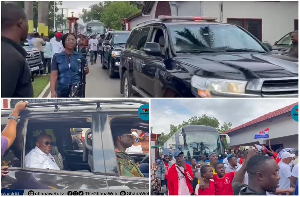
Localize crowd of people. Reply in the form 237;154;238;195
1;3;109;98
151;145;298;195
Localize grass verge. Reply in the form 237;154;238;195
32;75;50;97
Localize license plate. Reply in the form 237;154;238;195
31;66;39;71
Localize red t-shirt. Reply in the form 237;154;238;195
164;163;169;180
239;158;244;165
197;180;215;195
213;172;235;195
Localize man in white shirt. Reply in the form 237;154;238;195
291;163;298;188
25;135;60;170
50;32;63;60
278;152;295;189
225;155;241;173
89;34;98;65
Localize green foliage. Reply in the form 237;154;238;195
158;115;232;146
79;1;141;30
101;2;140;30
79;2;105;23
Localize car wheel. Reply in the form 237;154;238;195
123;70;132;98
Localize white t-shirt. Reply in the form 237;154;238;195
126;145;143;153
292;164;298;178
50;37;63;57
176;165;190;195
278;161;292;189
25;146;60;170
89;39;98;51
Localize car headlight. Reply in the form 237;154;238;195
191;76;247;97
111;51;121;58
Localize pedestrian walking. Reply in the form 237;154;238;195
89;34;98;64
42;37;52;74
50;33;89;98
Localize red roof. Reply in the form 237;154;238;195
225;102;298;134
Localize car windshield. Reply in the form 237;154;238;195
168;24;266;53
113;33;130;44
276;33;292;45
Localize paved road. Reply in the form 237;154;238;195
46;60;123;98
85;60;122;98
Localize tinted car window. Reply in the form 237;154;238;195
113;33;130;44
168;24;266;53
136;27;151;50
126;29;139;50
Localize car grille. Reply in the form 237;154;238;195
26;51;42;67
261;78;298;97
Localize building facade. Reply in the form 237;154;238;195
225;103;298;150
125;1;298;44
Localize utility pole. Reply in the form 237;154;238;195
24;1;34;33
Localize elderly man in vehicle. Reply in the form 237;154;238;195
112;125;144;177
25;135;60;170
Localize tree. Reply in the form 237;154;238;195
218;122;232;133
79;2;105;23
158;115;232;145
99;2;140;30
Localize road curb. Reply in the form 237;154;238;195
38;82;50;98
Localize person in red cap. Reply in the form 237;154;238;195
50;32;63;59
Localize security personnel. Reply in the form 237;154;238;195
111;125;144;177
72;128;83;150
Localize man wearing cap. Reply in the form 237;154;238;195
50;32;63;60
208;152;218;175
167;150;194;195
72;128;83;150
112;125;144;177
278;152;295;190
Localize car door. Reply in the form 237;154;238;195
133;26;152;94
120;29;140;85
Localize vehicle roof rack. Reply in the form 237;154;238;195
3;100;148;113
136;19;161;26
157;15;217;22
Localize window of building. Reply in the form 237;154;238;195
227;18;262;41
295;19;298;31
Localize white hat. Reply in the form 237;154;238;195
281;152;295;159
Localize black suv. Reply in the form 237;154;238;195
1;100;149;190
120;16;298;98
102;31;130;78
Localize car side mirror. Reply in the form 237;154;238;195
263;42;272;51
144;42;161;56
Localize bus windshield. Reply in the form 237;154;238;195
87;26;105;35
178;127;224;161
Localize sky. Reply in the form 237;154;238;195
150;99;298;134
57;1;100;24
